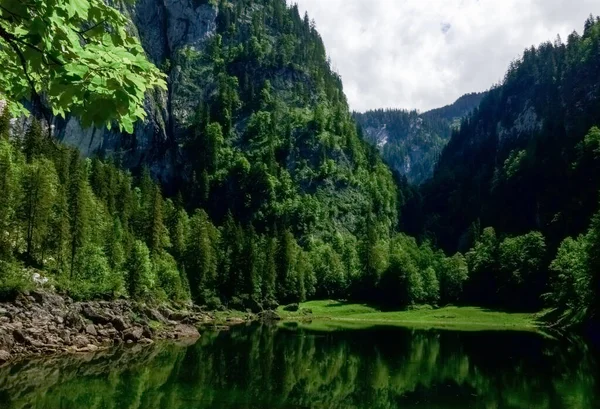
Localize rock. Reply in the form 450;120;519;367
258;310;281;322
123;327;144;342
139;338;154;345
0;350;11;364
283;303;299;312
158;306;175;319
65;311;85;332
142;326;153;339
81;305;111;324
112;317;129;332
169;310;189;321
58;330;71;344
72;335;90;348
172;324;200;339
145;308;167;323
13;329;29;344
85;344;99;352
85;324;98;337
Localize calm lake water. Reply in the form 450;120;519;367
0;323;598;409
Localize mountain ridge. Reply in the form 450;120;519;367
354;91;485;184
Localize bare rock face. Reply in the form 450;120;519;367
54;0;218;182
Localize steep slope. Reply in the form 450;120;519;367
354;93;484;184
0;0;403;310
410;16;600;254
52;0;398;241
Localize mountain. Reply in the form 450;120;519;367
354;92;485;184
400;16;600;317
0;0;407;310
412;18;600;253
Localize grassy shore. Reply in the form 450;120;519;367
277;300;542;332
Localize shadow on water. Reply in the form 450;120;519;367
0;324;598;409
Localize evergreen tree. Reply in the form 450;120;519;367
67;152;89;278
0;105;10;140
126;240;154;299
186;209;218;305
21;159;58;260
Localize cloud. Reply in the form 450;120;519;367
287;0;600;112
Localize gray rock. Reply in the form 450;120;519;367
172;324;200;339
112;317;129;332
72;335;90;348
0;350;11;364
81;305;111;324
65;311;85;331
123;327;144;342
85;324;98;337
13;329;28;344
145;308;167;323
258;310;281;322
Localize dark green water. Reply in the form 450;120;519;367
0;323;598;409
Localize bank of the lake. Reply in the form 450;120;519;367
0;290;260;365
278;300;541;332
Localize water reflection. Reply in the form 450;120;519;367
0;324;598;409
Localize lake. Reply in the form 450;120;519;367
0;323;598;409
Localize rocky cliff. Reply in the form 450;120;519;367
54;0;218;180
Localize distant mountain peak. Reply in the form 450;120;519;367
354;91;486;184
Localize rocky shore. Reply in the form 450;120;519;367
0;291;249;365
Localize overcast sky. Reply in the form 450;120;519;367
288;0;600;112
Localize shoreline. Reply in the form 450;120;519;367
0;290;263;365
277;301;543;333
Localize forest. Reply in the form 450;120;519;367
0;0;599;331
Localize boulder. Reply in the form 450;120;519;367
172;324;200;339
145;308;167;323
65;311;85;332
85;324;98;337
123;327;144;342
258;310;281;322
81;305;111;324
0;350;11;364
12;329;29;344
283;303;299;312
112;317;129;332
72;335;90;348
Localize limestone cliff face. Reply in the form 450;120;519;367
54;0;218;180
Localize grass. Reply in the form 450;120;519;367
277;300;542;332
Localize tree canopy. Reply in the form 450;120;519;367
0;0;166;133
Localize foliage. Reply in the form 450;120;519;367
354;93;485;185
0;0;166;132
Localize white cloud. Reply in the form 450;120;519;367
288;0;600;112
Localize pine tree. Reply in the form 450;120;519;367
23;119;44;163
21;159;58;261
126;240;154;299
0;140;22;258
149;186;169;254
67;152;89;278
48;185;70;271
0;105;10;140
186;209;217;304
262;235;277;308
